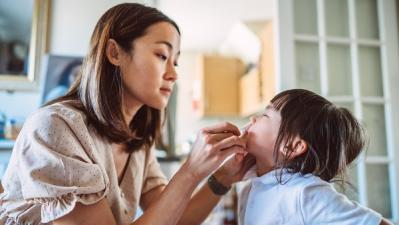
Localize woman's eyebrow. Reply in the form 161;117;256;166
155;40;173;50
155;40;181;55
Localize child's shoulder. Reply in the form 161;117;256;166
288;173;352;208
279;172;331;190
292;173;383;224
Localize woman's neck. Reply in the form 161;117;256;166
122;95;143;125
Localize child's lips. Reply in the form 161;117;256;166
240;131;248;140
240;124;251;137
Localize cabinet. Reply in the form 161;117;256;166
259;21;276;105
196;55;245;117
196;21;277;117
239;68;261;115
240;21;276;116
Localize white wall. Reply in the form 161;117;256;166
0;91;39;118
50;0;148;56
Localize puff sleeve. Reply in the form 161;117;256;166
0;106;108;223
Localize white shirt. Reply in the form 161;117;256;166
237;169;382;225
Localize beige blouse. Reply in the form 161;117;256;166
0;103;168;224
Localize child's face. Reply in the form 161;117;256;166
246;105;281;167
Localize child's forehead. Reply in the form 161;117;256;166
265;104;278;111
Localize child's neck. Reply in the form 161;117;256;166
256;161;274;177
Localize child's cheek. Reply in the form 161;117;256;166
246;131;265;155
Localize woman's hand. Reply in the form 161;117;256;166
213;151;256;187
181;122;246;183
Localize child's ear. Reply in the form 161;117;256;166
290;137;307;158
106;39;123;66
279;137;308;159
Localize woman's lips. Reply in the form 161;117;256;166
160;87;172;95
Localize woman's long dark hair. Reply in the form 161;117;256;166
270;89;365;185
47;3;180;152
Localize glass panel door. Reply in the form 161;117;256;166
288;0;398;221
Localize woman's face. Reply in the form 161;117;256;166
246;105;281;167
119;22;180;110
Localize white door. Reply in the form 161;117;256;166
276;0;399;222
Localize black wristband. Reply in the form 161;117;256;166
207;174;231;195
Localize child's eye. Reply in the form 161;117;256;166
263;113;269;118
174;62;179;67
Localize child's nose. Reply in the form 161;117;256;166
250;116;257;123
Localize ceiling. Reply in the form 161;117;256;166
158;0;275;51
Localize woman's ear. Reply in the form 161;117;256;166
106;39;122;66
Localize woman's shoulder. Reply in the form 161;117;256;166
26;101;87;130
18;102;94;148
15;101;104;162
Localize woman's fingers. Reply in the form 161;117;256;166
214;135;246;151
207;132;235;143
201;122;240;136
219;145;246;161
235;153;244;162
185;122;249;181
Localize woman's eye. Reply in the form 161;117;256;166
157;54;167;61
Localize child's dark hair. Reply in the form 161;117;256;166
271;89;365;184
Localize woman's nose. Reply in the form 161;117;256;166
165;64;177;82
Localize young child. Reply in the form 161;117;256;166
238;89;392;225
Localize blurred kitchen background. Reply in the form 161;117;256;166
0;0;399;224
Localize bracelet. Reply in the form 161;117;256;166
207;174;231;195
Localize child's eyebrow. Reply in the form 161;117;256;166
265;105;273;110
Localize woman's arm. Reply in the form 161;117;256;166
54;122;246;225
53;199;118;225
54;166;198;225
176;180;224;225
176;153;255;225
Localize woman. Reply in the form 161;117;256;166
0;3;253;225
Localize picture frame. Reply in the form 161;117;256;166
40;54;83;105
0;0;50;91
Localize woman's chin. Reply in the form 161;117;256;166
147;100;168;110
